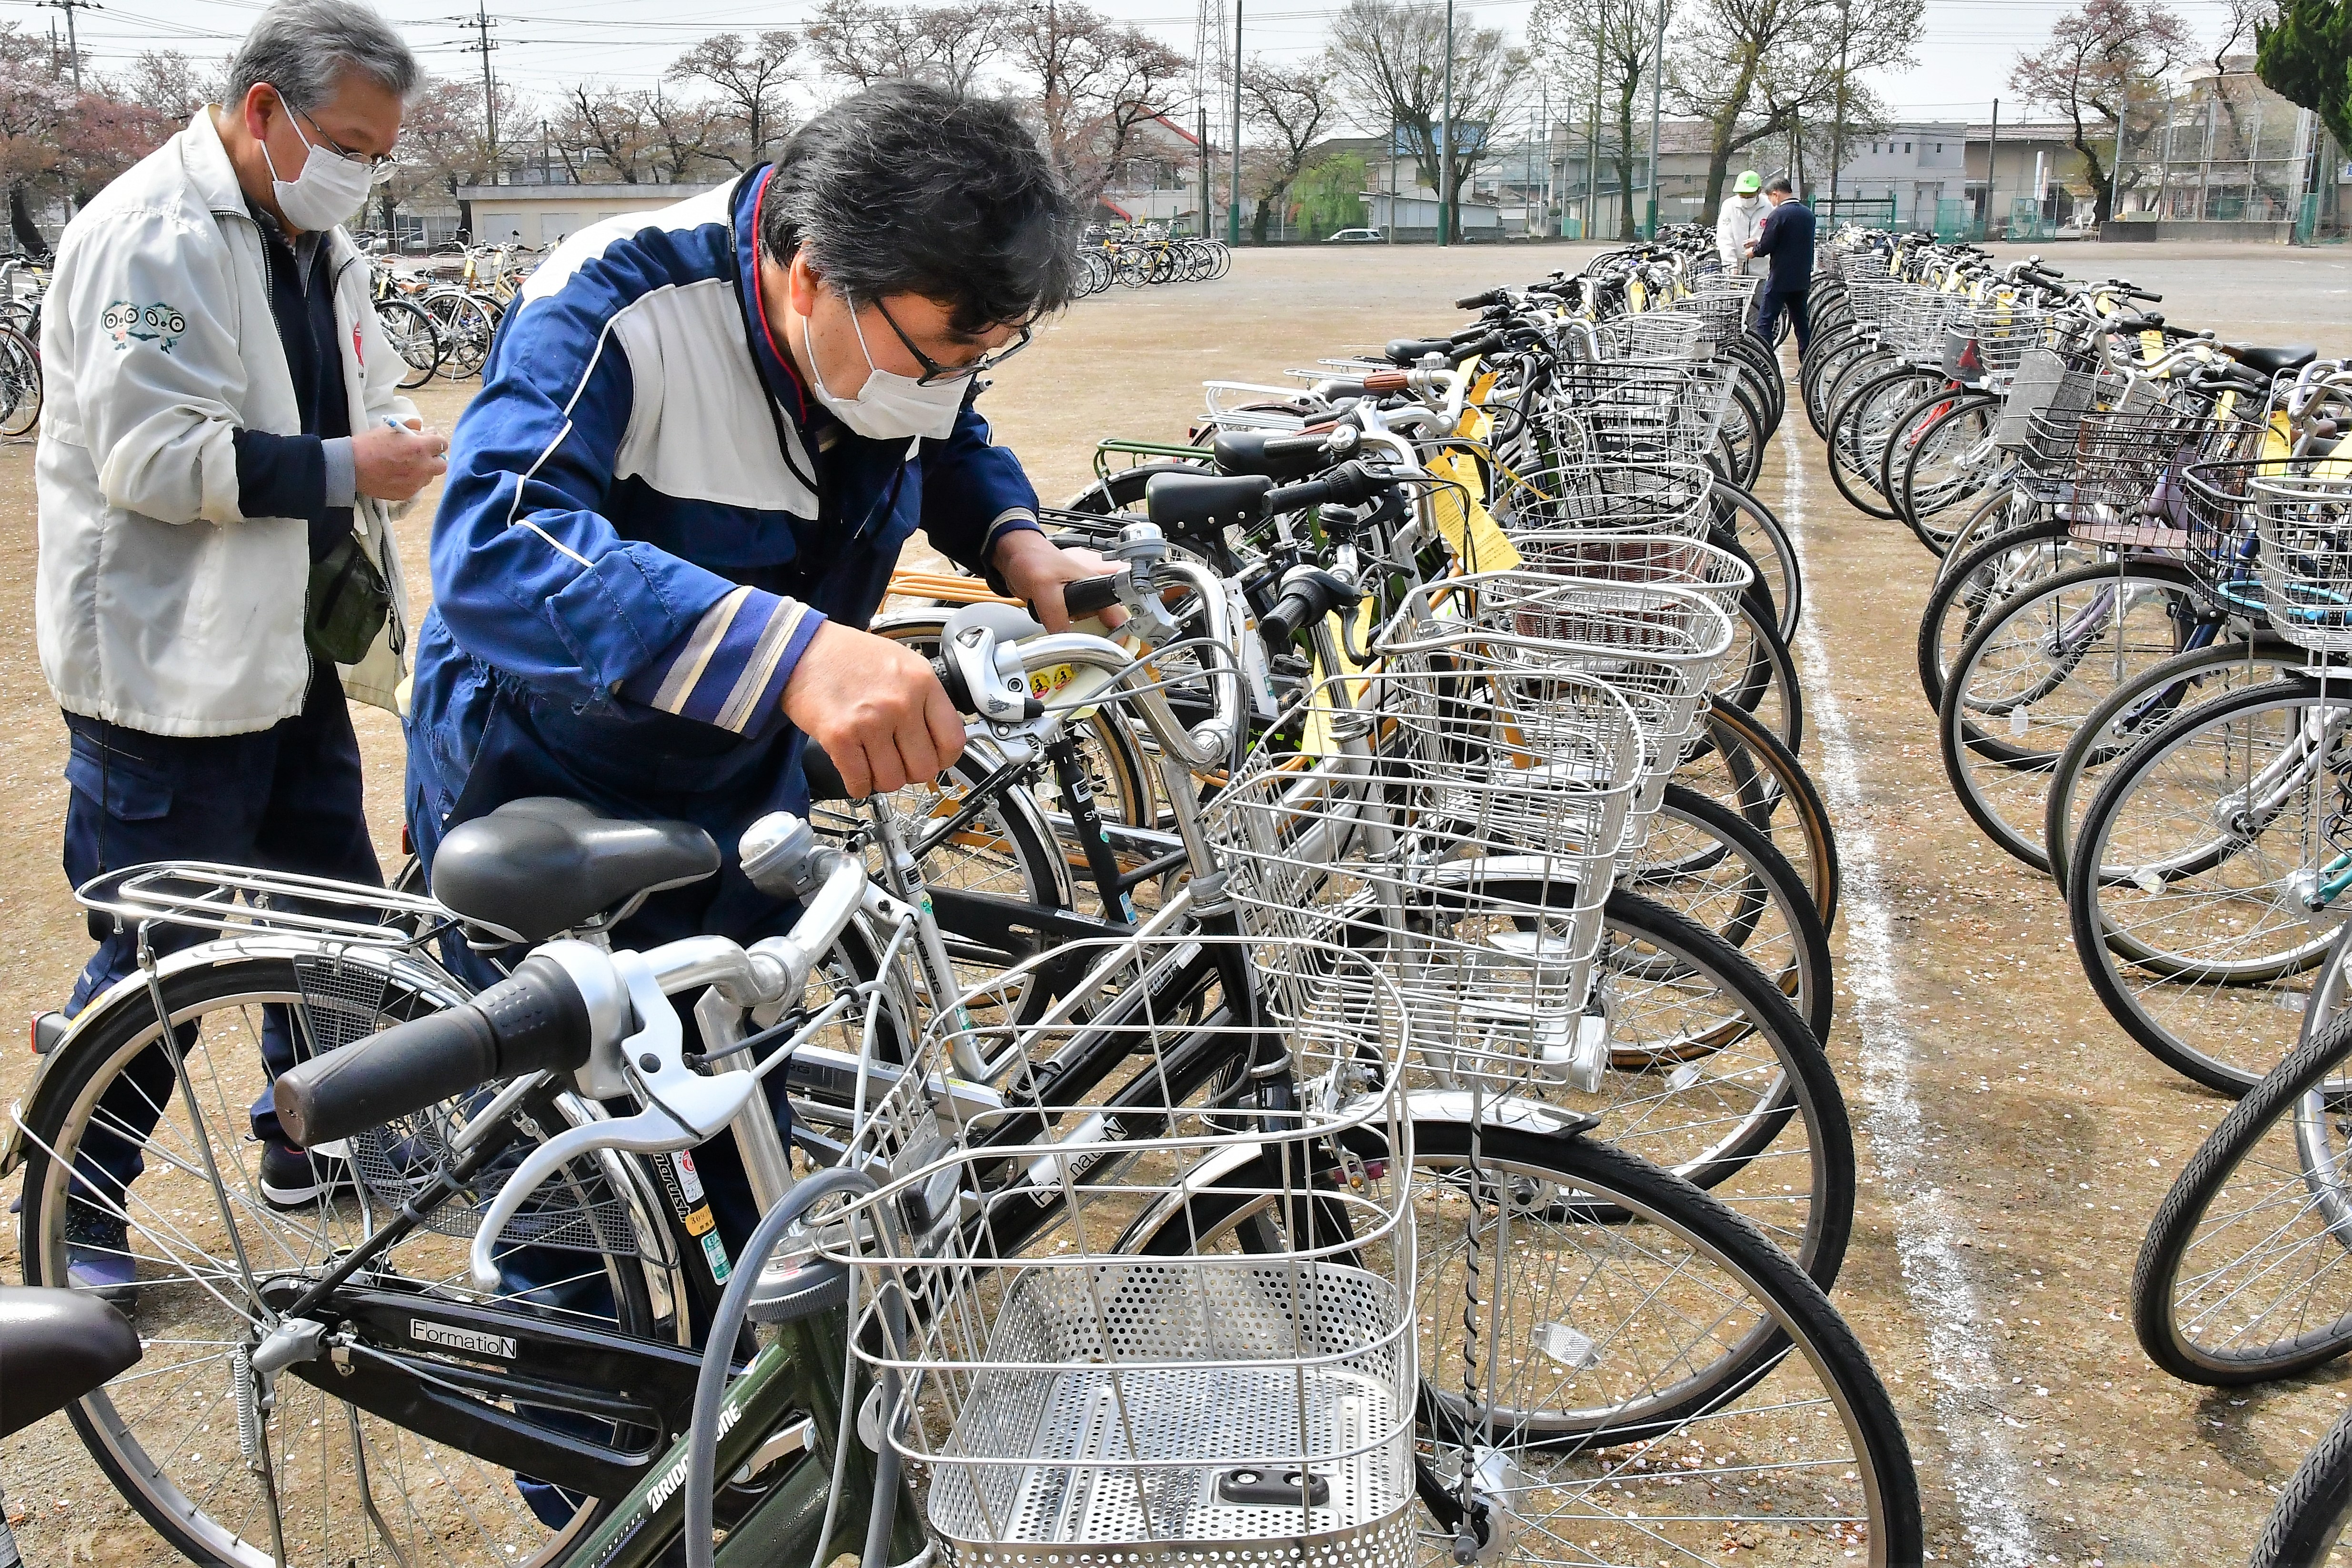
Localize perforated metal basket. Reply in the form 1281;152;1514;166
1596;311;1703;363
815;935;1419;1568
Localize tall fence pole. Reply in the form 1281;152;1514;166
1982;97;1998;239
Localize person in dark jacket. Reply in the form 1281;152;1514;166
1747;177;1817;354
406;86;1091;1408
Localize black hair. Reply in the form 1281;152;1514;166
761;82;1078;335
1765;176;1795;196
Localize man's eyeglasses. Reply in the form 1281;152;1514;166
870;295;1032;387
277;90;399;186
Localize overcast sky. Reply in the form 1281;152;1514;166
1;0;2255;131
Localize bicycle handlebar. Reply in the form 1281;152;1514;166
275;955;593;1148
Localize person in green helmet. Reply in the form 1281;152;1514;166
1717;170;1767;276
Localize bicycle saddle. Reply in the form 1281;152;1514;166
1384;337;1454;366
0;1287;140;1436
432;797;720;943
2224;342;2318;376
1146;472;1272;538
1212;430;1336;482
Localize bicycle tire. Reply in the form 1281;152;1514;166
1636;783;1836;1042
2044;639;2305;897
1936;559;2203;875
0;320;41;439
1913;512;2079;709
2132;1001;2352;1384
1828;367;1941;520
1679;698;1842;927
1710;479;1804;646
2068;678;2348;1093
1893;390;2001;555
373;295;442;389
2252;1405;2352;1568
15;948;681;1568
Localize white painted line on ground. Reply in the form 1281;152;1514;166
1780;421;2042;1566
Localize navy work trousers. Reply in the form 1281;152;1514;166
60;664;381;1206
1754;284;1812;357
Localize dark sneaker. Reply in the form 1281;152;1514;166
260;1142;359;1208
63;1202;136;1308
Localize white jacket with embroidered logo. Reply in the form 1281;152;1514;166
35;106;416;739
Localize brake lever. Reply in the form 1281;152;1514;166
467;950;760;1291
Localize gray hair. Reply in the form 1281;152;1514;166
227;0;419;116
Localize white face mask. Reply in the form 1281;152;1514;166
802;296;967;442
262;103;374;233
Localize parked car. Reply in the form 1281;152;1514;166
1323;227;1384;243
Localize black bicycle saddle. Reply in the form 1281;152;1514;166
432;797;720;942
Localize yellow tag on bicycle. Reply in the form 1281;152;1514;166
2139;329;2167;364
1431;450;1520;570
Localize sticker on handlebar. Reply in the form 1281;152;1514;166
1029;664;1077;699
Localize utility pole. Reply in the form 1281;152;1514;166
1228;0;1242;244
1388;115;1397;242
1439;0;1455;245
459;0;501;185
1198;105;1211;238
1827;0;1849;212
1643;0;1665;237
1586;55;1601;240
39;0;95;95
1983;97;1999;239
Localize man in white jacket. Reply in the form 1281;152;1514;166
34;0;444;1299
1717;170;1768;275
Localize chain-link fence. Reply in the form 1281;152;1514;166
2111;71;2342;237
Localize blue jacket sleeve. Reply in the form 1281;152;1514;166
1751;210;1779;258
919;394;1042;577
430;267;822;738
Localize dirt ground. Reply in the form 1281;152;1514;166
5;237;2352;1565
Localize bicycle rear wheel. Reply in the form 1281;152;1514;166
374;295;441;389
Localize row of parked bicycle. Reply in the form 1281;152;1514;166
1818;224;2352;1566
4;232;1932;1566
367;241;545;386
1073;224;1233;295
0;254;44;439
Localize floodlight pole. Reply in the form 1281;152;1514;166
1644;0;1665;236
1229;0;1244;244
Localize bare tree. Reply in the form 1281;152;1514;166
2011;0;2193;224
553;82;664;185
115;50;228;121
1664;0;1921;213
804;0;1012;93
1325;0;1528;240
1240;60;1341;240
1529;0;1654;237
667;31;799;169
1008;3;1191;209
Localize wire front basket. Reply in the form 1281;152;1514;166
1381;570;1732;846
1488;458;1716;539
2254;466;2352;653
1206;662;1641;1089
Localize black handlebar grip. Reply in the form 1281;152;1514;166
1449;332;1505;367
931;655;974;716
1258;587;1320;652
275;956;591;1149
1062;573;1125;618
1454;289;1506;310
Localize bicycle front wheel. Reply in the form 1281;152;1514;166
2133;993;2352;1384
16;945;680;1568
2254;1406;2352;1568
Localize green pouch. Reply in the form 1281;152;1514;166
305;530;390;665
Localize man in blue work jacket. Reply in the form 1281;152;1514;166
407;85;1094;1288
1747;176;1817;354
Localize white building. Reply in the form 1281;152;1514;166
1824;123;1969;228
